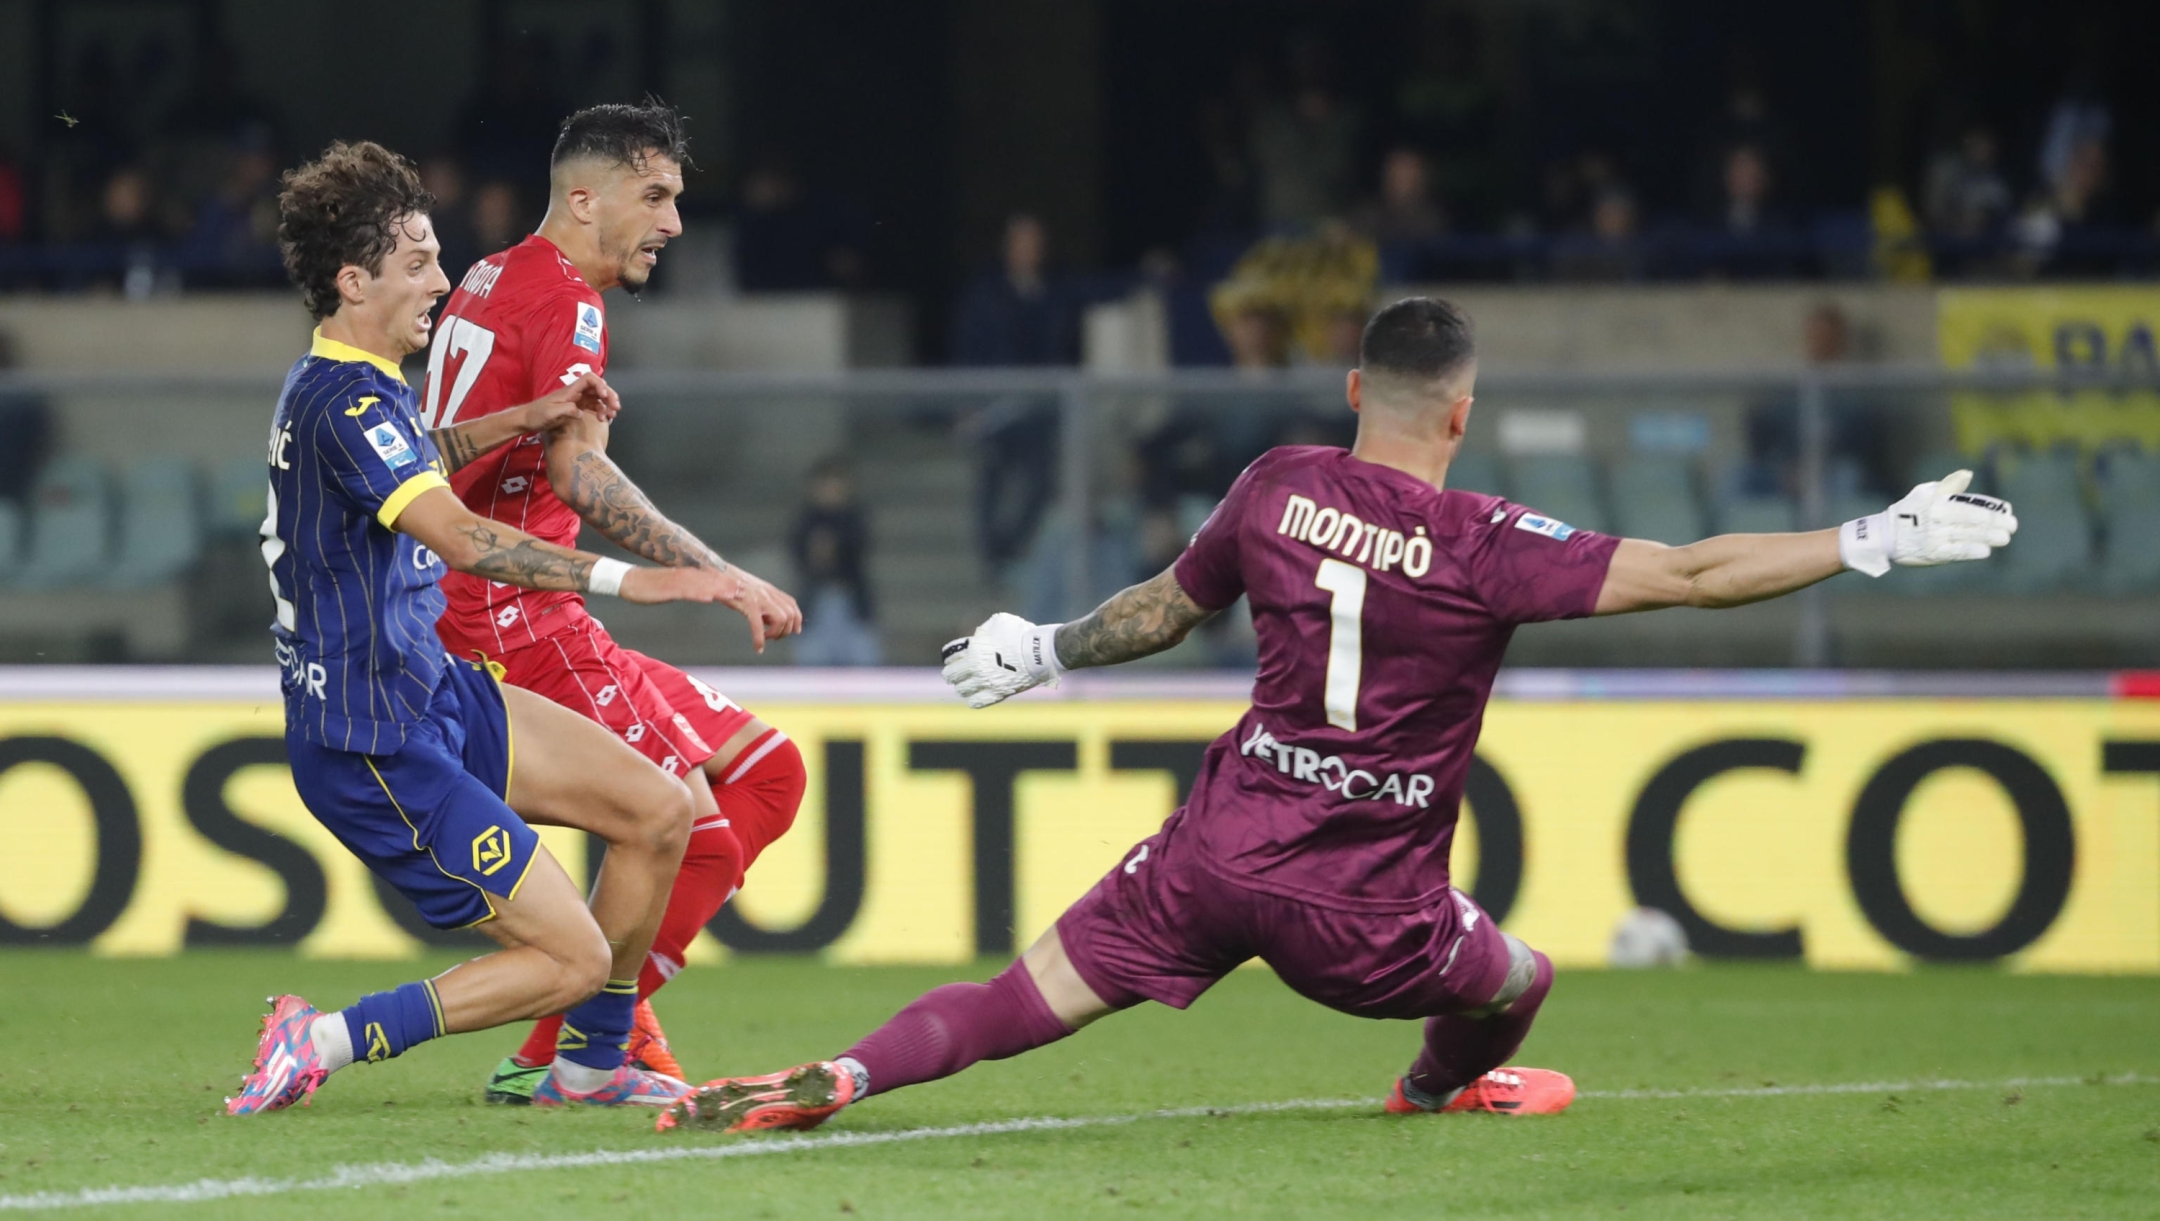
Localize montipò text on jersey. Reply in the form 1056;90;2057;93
1277;494;1434;578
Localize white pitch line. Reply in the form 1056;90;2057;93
3;1074;2152;1212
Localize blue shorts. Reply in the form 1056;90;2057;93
288;657;539;930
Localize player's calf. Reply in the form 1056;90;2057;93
1392;934;1565;1114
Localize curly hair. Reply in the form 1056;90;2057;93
277;141;435;320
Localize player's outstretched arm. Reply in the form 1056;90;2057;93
543;413;801;648
942;568;1216;709
390;486;747;613
427;372;620;474
1594;469;2017;615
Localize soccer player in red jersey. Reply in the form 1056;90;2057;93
420;101;807;1105
667;297;2019;1132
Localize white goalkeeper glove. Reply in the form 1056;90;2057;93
1839;469;2018;578
941;612;1065;709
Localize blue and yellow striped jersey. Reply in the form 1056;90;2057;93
264;330;454;753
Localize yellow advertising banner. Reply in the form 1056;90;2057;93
2;698;2157;972
1937;286;2160;454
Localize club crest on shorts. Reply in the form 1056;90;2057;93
471;825;513;876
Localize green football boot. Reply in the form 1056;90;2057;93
485;1056;548;1106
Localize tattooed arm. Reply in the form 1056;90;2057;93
1054;568;1218;670
387;485;742;609
545;414;727;569
427;373;621;475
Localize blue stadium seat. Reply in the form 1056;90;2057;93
16;457;111;589
1508;454;1608;534
1609;455;1706;543
1992;451;2092;592
2097;448;2160;521
207;456;268;538
110;459;204;588
1445;450;1505;496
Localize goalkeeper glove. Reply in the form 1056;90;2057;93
941;612;1064;709
1839;469;2018;578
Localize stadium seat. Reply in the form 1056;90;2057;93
16;457;112;589
1609;456;1706;543
2097;448;2160;520
0;500;19;585
2096;449;2160;593
1991;451;2092;592
110;459;204;588
1717;495;1797;535
1445;450;1505;496
208;456;269;538
1508;454;1609;534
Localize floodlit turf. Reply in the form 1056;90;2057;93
0;954;2155;1218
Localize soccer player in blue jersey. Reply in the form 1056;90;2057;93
227;141;795;1114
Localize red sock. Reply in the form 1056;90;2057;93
839;960;1073;1097
511;732;806;1069
1405;950;1554;1097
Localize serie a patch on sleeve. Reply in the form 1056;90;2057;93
365;421;420;473
1514;513;1576;541
574;301;604;353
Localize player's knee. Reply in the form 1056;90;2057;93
557;925;613;1007
612;771;695;860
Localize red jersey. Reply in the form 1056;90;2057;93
421;235;611;653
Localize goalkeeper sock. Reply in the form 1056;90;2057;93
839;960;1072;1098
337;980;446;1066
554;978;639;1074
1405;950;1553;1098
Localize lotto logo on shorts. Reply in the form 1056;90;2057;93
496;606;520;627
471;826;513;876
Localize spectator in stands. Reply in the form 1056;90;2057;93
1738;302;1894;500
1925;126;2013;241
734;155;870;291
953;214;1080;366
0;146;25;245
423;157;481;284
1699;142;1800;278
1354;148;1448;283
953;214;1074;579
0;330;50;504
91;166;168;299
1247;43;1360;232
1550;186;1643;281
2015;130;2116;276
179;125;282;286
789;457;881;667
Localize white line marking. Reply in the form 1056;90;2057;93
3;1074;2150;1211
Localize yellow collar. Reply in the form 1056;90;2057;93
310;328;408;384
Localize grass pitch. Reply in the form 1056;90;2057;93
0;953;2155;1219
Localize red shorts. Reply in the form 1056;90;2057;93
487;619;759;778
1058;809;1513;1021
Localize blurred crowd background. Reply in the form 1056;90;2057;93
0;0;2152;671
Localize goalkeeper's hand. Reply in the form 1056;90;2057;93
1839;469;2018;578
941;612;1064;709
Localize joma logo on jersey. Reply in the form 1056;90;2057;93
1239;720;1437;808
471;826;513;876
1278;494;1434;578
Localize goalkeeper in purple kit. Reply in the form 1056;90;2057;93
662;296;2017;1133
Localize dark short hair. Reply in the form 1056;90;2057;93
1358;296;1476;382
551;99;691;173
278;141;434;321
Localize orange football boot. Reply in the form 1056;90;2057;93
1386;1067;1575;1116
656;1060;858;1134
626;998;684;1079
